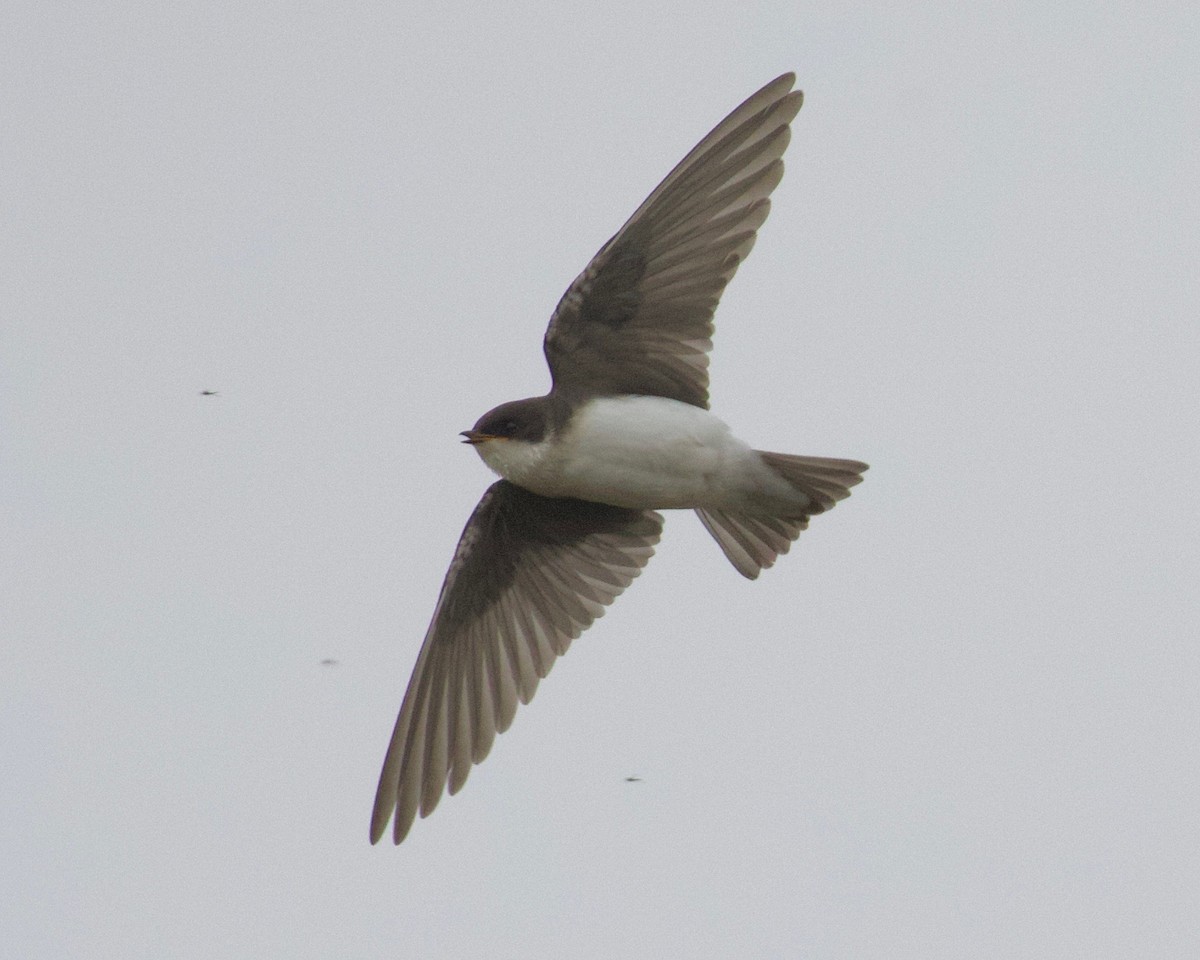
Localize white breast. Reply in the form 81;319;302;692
533;395;771;510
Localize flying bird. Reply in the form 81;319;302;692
371;73;867;845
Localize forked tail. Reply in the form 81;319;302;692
695;453;867;579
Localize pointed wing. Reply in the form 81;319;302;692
370;480;663;844
543;73;803;409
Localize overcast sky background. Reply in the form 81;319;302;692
4;2;1198;957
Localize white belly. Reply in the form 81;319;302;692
523;395;785;510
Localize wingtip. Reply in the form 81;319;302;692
369;809;388;845
767;72;802;106
392;814;415;845
370;805;416;845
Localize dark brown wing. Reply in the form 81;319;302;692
370;481;663;844
543;74;803;408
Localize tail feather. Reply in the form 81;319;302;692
759;453;868;511
696;453;867;579
695;509;809;579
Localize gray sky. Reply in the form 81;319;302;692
4;2;1198;957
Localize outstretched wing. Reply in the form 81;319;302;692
544;73;802;409
371;481;663;844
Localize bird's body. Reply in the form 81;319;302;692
371;73;867;845
474;394;793;513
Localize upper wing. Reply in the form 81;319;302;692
370;480;663;844
543;74;803;409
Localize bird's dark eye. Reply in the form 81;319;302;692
501;419;517;434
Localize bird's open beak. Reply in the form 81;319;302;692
460;430;494;445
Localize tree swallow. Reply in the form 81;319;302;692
371;73;867;844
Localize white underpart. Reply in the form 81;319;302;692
474;395;801;512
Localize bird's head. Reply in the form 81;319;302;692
461;398;550;446
461;398;553;484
